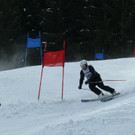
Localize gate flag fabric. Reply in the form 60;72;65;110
27;37;41;48
25;32;42;66
38;41;65;100
95;49;104;60
43;50;65;67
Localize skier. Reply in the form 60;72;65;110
78;60;116;99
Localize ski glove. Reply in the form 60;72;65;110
85;80;90;85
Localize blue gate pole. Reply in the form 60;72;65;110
25;48;27;66
40;47;42;65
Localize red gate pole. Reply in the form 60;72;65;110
38;66;44;100
61;66;65;99
61;41;65;99
38;42;47;100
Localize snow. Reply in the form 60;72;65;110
0;58;135;135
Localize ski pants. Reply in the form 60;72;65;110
89;76;115;95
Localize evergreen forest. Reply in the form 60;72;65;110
0;0;135;70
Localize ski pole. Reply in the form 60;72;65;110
90;80;127;84
104;80;127;82
80;80;127;90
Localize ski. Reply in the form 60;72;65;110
81;92;120;102
101;92;120;102
81;98;100;102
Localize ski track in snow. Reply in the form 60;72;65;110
0;58;135;135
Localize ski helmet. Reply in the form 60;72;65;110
80;60;88;69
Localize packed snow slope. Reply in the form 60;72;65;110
0;58;135;135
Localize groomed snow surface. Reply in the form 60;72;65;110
0;58;135;135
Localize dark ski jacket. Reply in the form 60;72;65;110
79;65;100;87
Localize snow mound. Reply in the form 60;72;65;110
0;58;135;135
